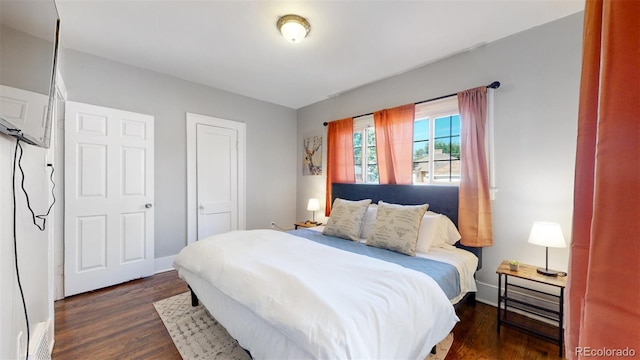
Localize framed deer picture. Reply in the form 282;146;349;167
303;135;323;175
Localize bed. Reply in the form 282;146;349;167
173;183;481;359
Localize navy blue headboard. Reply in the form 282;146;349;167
331;183;482;269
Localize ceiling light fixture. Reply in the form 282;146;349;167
277;14;310;43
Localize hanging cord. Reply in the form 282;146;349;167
12;139;57;359
270;222;294;231
17;141;56;230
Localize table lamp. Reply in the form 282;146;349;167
527;222;566;276
307;198;320;224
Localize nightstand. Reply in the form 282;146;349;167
294;222;322;229
496;260;566;357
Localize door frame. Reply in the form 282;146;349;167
186;112;246;245
52;72;67;303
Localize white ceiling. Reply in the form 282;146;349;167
53;0;585;109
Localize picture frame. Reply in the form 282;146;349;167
303;135;322;175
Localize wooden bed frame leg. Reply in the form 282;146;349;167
189;286;199;306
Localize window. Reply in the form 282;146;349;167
413;114;461;183
353;115;378;183
352;97;461;184
413;97;460;184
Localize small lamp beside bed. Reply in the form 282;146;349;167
306;198;321;224
528;221;566;276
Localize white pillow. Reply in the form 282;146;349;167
366;201;428;256
322;198;372;241
438;215;462;246
359;204;378;240
416;211;442;253
416;211;462;252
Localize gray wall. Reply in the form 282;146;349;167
0;25;57;358
296;13;583;303
0;24;54;94
60;49;298;258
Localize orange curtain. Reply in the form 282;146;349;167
325;118;355;216
565;0;640;358
457;87;492;247
373;104;415;184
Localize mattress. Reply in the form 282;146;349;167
174;229;464;359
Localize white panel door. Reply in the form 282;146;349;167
196;124;237;238
187;113;245;244
64;101;154;296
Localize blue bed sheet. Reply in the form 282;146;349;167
289;228;461;300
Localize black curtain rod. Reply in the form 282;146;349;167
323;81;501;126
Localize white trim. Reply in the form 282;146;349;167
415;96;459;120
55;71;68;100
154;255;177;274
353;114;373;131
186;113;246;245
476;280;498;305
487;88;497;200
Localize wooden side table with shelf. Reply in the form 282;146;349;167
496;260;567;357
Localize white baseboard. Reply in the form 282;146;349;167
154;255;176;274
48;318;55;356
476;280;499;306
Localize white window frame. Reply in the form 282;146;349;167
414;96;461;185
353;115;377;183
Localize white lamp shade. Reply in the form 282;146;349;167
307;198;320;212
280;22;307;42
528;222;566;248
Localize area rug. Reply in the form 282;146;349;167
154;292;453;360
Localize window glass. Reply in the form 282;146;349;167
414;118;429;141
353;118;378;183
353;131;362;166
413;98;461;184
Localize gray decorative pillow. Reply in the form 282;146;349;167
367;201;429;256
322;198;372;241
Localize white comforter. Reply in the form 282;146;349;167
173;229;458;359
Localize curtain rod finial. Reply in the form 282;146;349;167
488;81;501;89
323;122;328;126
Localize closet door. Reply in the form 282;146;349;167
186;112;246;244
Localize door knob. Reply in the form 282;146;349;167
145;203;153;208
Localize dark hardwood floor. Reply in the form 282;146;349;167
53;271;563;359
53;271;188;359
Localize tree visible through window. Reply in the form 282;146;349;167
353;125;378;183
353;97;461;184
